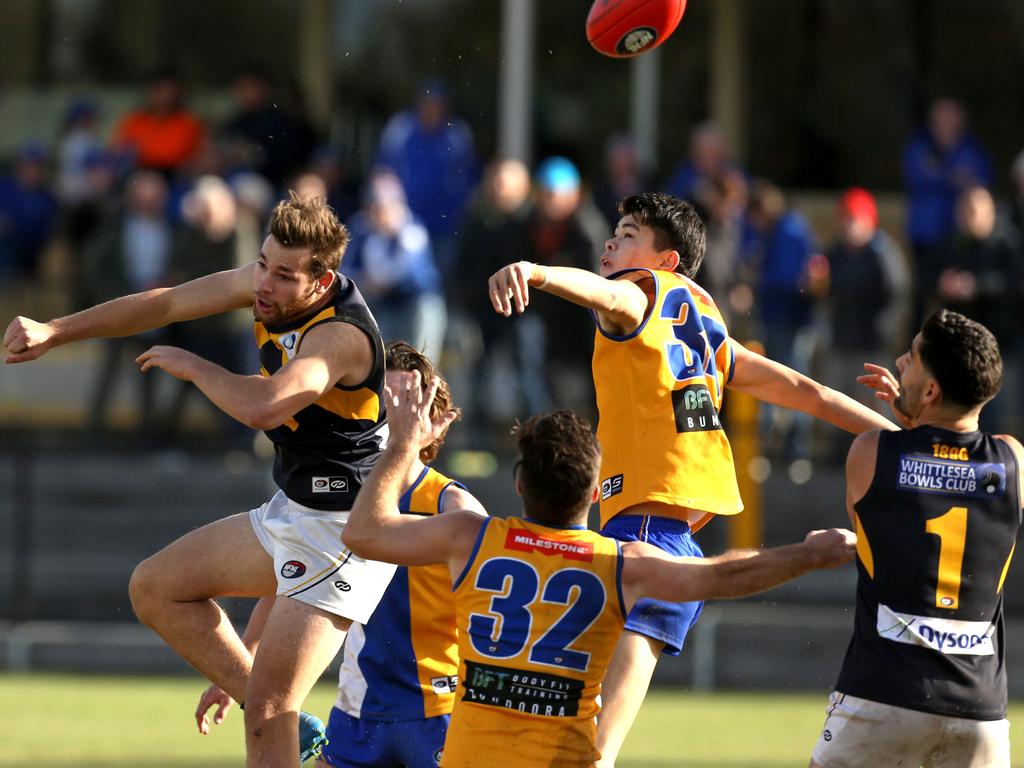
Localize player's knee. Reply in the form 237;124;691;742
242;688;291;725
128;557;165;622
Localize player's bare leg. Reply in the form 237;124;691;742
244;596;349;768
128;513;277;702
595;630;664;766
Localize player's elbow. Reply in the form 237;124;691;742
341;521;376;559
244;402;290;431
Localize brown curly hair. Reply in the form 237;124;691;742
386;341;460;463
268;192;350;279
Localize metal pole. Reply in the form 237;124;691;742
10;447;34;622
630;47;661;177
710;0;746;162
498;0;535;164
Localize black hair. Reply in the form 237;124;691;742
618;193;706;278
919;309;1002;408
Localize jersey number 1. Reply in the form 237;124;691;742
925;506;967;610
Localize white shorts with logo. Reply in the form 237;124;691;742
812;692;1010;768
249;490;396;624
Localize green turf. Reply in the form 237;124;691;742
0;673;1022;766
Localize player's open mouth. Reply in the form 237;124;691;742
255;298;273;312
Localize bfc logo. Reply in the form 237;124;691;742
672;384;721;433
281;560;306;579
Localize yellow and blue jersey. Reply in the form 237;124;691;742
443;517;625;768
592;268;743;530
254;273;387;511
334;466;463;721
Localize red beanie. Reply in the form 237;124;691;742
839;187;878;227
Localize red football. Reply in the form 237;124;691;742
586;0;687;58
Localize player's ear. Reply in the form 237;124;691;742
514;475;524;499
658;250;681;272
922;377;941;407
315;270;335;293
590;484;600;504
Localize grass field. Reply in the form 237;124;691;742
1;673;1022;767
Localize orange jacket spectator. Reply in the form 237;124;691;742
113;71;205;172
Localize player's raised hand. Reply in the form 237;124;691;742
857;363;912;428
384;370;458;452
195;683;235;735
136;345;200;381
803;528;856;568
488;261;539;316
4;315;58;364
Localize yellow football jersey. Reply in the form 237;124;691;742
335;466;462;719
443;517;625;768
593;268;743;529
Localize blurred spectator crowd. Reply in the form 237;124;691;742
3;70;1022;464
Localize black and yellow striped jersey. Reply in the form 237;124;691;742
254;273;387;510
837;426;1021;720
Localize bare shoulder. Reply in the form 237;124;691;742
846;430;882;502
995;433;1024;458
848;430;882;464
298;320;375;384
995;433;1024;487
441;485;489;517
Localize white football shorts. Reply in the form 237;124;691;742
812;691;1010;768
249;490;396;624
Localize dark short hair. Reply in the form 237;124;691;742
385;341;459;462
618;193;706;278
513;411;601;525
919;309;1002;408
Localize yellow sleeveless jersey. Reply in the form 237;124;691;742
593;268;743;529
443;517;625;768
335;466;463;719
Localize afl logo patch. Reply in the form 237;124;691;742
281;560;306;579
280;332;299;359
433;747;443;764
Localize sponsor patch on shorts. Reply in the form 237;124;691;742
876;603;995;656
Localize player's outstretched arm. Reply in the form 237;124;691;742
729;343;898;434
621;529;855;609
343;371;485;572
4;265;255;364
137;319;369;430
487;261;648;335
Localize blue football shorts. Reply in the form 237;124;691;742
320;707;449;768
600;514;704;656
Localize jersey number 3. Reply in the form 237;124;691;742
468;558;607;672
